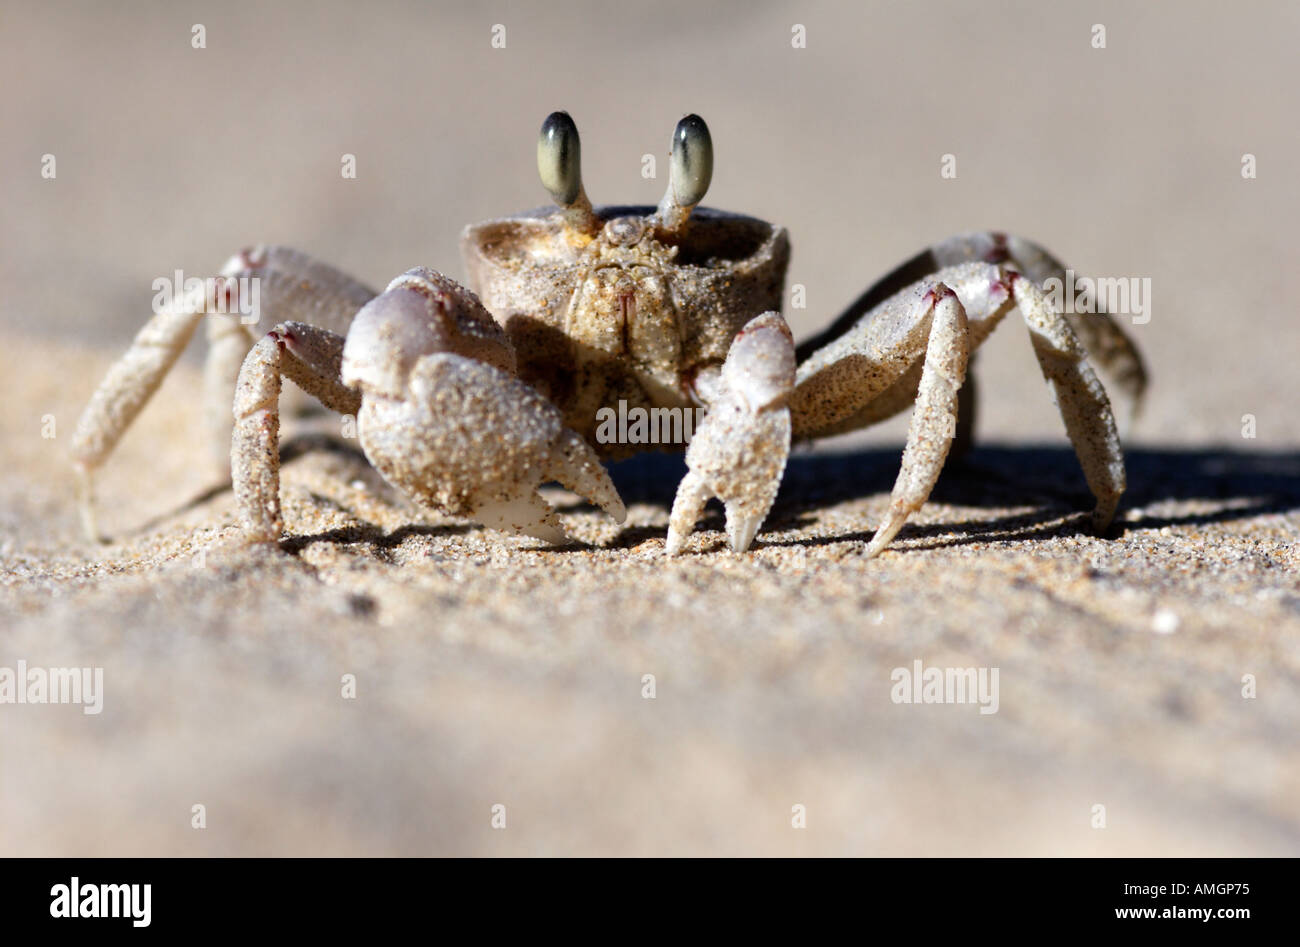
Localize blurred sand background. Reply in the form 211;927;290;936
1;0;1298;855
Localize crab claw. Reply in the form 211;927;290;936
342;273;625;544
666;312;794;554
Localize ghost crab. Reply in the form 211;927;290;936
72;111;1147;557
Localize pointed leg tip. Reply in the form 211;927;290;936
525;524;569;546
237;513;285;546
518;511;569;546
1091;506;1119;537
242;531;284;547
863;511;908;560
76;506;105;545
726;518;761;554
73;463;102;544
1090;495;1121;536
861;532;894;561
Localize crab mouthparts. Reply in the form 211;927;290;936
617;290;636;325
617;290;637;353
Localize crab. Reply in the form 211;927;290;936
71;111;1147;557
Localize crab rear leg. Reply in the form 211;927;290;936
795;232;1148;433
71;278;210;541
1010;271;1125;532
793;262;1125;556
71;245;376;540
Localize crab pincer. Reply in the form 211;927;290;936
666;312;796;555
230;267;625;546
337;269;626;544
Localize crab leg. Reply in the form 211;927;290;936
795;232;1148;426
984;233;1146;420
71;280;210;541
1010;272;1125;533
791;262;1011;438
861;285;970;558
233;322;361;542
71;246;376;540
793;261;1126;555
204;310;257;474
205;248;378;479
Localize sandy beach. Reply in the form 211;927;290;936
1;0;1297;855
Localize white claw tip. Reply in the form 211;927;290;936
525;523;569;546
726;519;761;555
863;511;908;560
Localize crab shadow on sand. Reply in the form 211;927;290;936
596;444;1300;553
132;436;1300;555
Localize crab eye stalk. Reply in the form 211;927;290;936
656;113;712;236
670;114;713;207
538;111;582;205
538;111;597;234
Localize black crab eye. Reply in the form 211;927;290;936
670;114;712;207
537;111;583;207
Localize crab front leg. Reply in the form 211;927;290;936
232;321;362;540
666;312;796;555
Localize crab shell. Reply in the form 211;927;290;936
461;205;790;457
